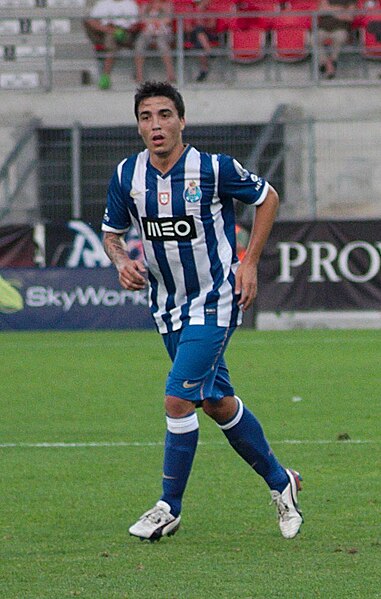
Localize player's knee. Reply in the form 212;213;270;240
165;394;195;418
202;395;237;423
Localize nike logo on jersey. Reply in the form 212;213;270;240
182;380;200;388
142;216;197;241
130;188;149;197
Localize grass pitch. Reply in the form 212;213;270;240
0;328;380;599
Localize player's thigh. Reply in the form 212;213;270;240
211;356;235;402
164;324;234;401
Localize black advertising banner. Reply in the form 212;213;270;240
257;220;381;311
43;221;143;267
0;226;35;267
0;268;153;331
0;220;380;330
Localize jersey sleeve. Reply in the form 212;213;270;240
101;163;132;234
217;154;269;206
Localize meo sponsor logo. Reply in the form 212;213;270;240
142;216;196;241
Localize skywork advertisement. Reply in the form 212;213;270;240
0;268;152;331
0;220;380;330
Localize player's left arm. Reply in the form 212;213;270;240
235;185;279;311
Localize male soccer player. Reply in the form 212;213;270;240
102;81;303;541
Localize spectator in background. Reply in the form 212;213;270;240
134;0;176;83
84;0;139;90
317;0;357;78
189;0;219;82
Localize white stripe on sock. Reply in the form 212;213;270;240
217;396;244;431
166;413;199;434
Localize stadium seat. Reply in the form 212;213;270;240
229;0;278;63
287;0;319;9
359;17;381;58
230;26;267;62
173;0;197;46
271;11;311;61
233;1;280;32
272;25;310;61
206;0;236;34
174;0;233;50
354;0;381;59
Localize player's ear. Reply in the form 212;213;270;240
180;118;186;131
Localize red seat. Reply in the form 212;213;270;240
272;26;310;61
271;9;311;61
273;12;312;30
173;0;196;41
354;0;381;58
233;1;280;31
287;0;319;9
230;26;267;62
352;0;380;27
359;16;381;58
174;0;234;49
206;0;236;34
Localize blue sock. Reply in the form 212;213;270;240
160;412;199;517
218;397;288;492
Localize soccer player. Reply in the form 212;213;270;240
102;81;303;541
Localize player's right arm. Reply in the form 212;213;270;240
103;232;147;291
102;160;146;291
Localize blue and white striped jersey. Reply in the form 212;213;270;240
102;144;269;334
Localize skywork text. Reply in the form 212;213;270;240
26;286;148;312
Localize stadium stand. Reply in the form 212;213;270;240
0;0;95;90
0;0;380;88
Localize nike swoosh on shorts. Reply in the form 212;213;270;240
182;381;200;388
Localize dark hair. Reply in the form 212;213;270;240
134;81;185;120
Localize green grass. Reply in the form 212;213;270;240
0;329;380;599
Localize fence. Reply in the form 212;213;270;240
0;3;380;90
1;114;381;226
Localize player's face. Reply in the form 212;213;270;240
137;96;185;161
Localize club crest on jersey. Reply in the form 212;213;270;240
183;180;202;203
159;191;170;206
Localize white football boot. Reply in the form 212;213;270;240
129;500;181;542
271;468;303;539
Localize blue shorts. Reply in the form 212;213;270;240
162;324;235;403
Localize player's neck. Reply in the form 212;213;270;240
149;143;187;175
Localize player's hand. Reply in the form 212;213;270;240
117;259;147;291
235;261;258;311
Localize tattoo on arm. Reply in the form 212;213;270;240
103;233;127;266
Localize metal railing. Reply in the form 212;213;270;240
0;117;40;221
0;7;380;90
